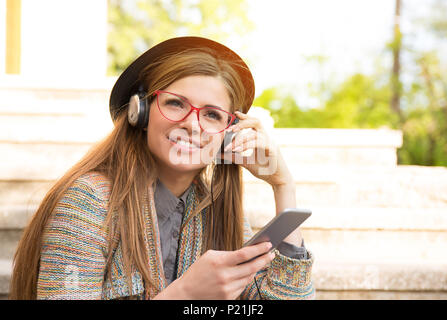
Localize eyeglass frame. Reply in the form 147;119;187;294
152;90;237;134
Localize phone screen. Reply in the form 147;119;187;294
243;208;311;249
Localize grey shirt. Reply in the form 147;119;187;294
154;179;308;285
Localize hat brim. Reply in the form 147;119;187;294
109;36;255;120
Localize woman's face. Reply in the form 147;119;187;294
147;75;232;176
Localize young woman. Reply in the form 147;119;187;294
10;37;315;300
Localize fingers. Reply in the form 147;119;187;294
229;241;273;265
225;129;257;151
224;129;268;154
232;111;264;132
233;250;275;280
232;138;258;153
189;245;274;299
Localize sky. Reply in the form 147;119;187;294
237;0;396;106
227;0;447;108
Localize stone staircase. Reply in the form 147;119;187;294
1;78;447;299
243;132;447;299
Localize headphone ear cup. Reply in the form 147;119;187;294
137;96;150;129
128;93;150;128
128;94;140;127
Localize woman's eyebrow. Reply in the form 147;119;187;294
204;104;225;110
176;93;225;110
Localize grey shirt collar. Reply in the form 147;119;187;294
154;179;192;221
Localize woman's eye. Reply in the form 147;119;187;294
203;109;223;121
165;99;185;108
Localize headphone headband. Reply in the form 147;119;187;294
109;36;255;122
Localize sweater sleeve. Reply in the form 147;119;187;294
37;173;109;300
239;218;316;300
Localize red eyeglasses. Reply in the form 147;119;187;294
153;90;237;134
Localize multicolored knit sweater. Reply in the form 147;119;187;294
37;172;315;299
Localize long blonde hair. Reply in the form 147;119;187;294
10;48;252;299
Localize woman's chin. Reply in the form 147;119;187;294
165;162;206;176
161;151;209;173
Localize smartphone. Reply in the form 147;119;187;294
239;208;312;264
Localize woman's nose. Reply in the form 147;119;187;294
178;110;201;134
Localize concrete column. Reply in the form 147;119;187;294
0;0;6;74
5;0;21;74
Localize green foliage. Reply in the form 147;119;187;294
323;74;397;129
107;0;254;75
399;108;447;166
398;50;447;166
254;88;322;128
424;0;447;38
255;73;397;129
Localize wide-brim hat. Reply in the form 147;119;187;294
109;36;255;121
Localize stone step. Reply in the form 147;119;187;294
2;140;447;205
0;140;399;175
243;165;447;209
272;128;402;148
312;259;447;293
1;256;446;299
0;259;11;298
301;228;447;264
279;146;398;167
0;76;113;107
2;175;447;231
3;204;446;233
0;142;92;181
0;106;402;167
246;206;447;232
1;130;399;167
0;181;54;206
0;99;107;116
315;290;447;300
0;230;21;261
274;128;402;167
2;208;446;298
0;114;113;143
3;232;445;269
1;207;445;263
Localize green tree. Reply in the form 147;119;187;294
255;73;396;130
425;0;447;38
322;73;396;129
253;87;324;128
397;0;447;166
398;51;447;166
107;0;254;75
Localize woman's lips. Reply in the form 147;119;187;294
167;135;202;151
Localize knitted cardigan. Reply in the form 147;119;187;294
37;172;315;299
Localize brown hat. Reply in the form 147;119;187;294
109;36;255;120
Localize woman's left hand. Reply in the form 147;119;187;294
217;111;293;187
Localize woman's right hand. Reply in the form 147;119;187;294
154;241;275;300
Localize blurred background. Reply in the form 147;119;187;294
0;0;446;299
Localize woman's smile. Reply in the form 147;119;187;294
167;133;202;152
